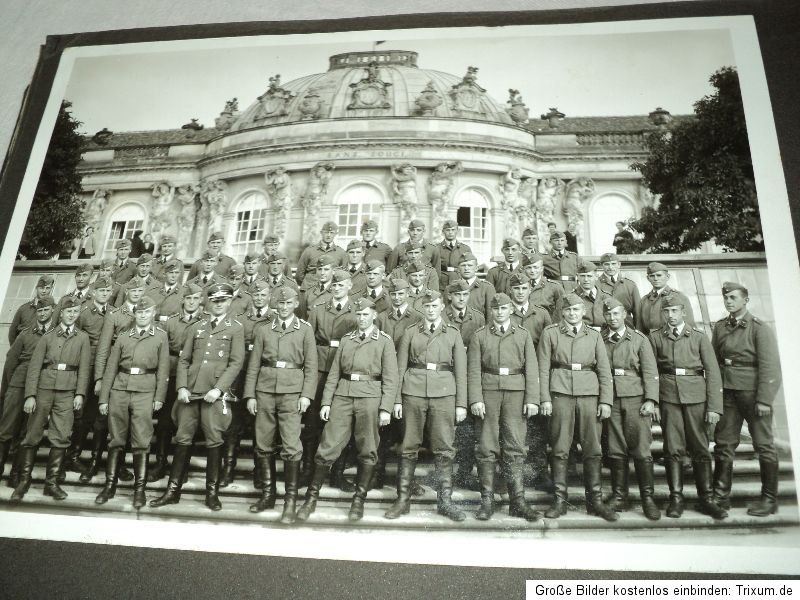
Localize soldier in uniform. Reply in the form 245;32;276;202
148;283;204;482
597;253;641;329
54;264;94;321
712;282;782;516
600;297;661;520
295;221;348;286
344;239;369;297
150;259;185;321
520;227;540;260
357;260;391;314
0;297;55;483
243;253;266;291
8;274;54;344
359;220;392;266
637;262;696;332
187;232;237;280
10;296;90;502
298;255;335;319
486;238;523;296
111;238;136;285
113;254;159;308
468;292;541;521
542;231;583;293
187;251;228;291
227;265;252;316
572;261;612;329
388;219;441;273
96;296;169;508
522;253;564;322
99;260;125;307
385;290;468;522
258;236;293;280
648;295;726;519
389;241;439;293
262;252;299;309
150;283;245;511
402;259;437;313
245;287;316;523
456;253;495;318
437;220;471;291
536;293;618;521
297;297;398;522
151;234;183;282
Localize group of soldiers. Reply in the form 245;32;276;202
0;218;782;525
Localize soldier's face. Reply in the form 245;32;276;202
183;294;202;313
164;269;180;286
276;299;298;320
356;308;376;331
361;227;377;242
99;267;113;279
317;265;333;283
458;260;477;279
510;283;530;305
331;279;351;299
264;242;279;254
161;242;175;256
408;271;426;288
390;290;408;307
723;290;748;315
525;260;544;281
244;261;259;275
578;272;595;290
604;306;627;331
562;303;585;325
502;245;521;263
551;238;566;252
321;230;335;243
75;271;91;288
230;274;244;288
137;263;152;278
647;270;669;289
347;248;364;265
61;306;81;326
366;269;384;288
127;287;144;304
36;305;53;323
408;227;424;242
36;284;53;300
491;304;512;323
202;258;217;273
116;247;130;260
442;226;457;241
135;307;155;328
448;290;469;310
548;224;557;233
662;305;685;327
522;234;537;249
93;286;113;305
268;261;283;276
252;289;270;308
602;261;620;277
208;298;230;317
422;298;444;322
405;248;422;261
208;239;223;252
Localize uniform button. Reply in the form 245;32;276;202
203;360;207;363
207;343;211;347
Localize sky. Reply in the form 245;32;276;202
63;26;735;134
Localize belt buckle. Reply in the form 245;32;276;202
723;358;733;366
571;363;582;371
129;367;141;375
330;340;340;347
57;363;67;371
426;363;437;370
276;360;287;368
248;344;254;351
350;374;360;381
446;267;455;272
498;367;509;376
159;316;168;322
675;368;686;376
614;368;625;376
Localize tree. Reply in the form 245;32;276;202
629;67;762;253
19;100;85;259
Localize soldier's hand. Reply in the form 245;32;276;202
597;403;611;420
705;411;720;425
379;410;391;427
23;396;36;414
653;406;661;423
755;402;772;417
204;388;222;403
455;407;467;423
99;403;109;416
640;400;656;418
470;402;485;419
540;401;552;417
94;380;102;395
298;396;311;414
73;395;84;411
320;406;331;422
247;398;257;415
393;403;403;420
524;403;539;417
153;401;163;412
177;387;191;403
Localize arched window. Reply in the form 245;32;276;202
454;188;490;263
104;203;146;256
231;191;269;263
334;183;383;246
588;193;637;255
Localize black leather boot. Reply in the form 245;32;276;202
712;458;734;511
584;457;618;522
298;442;315;489
150;445;188;508
545;457;569;518
296;463;332;522
434;456;465;522
384;458;416;519
219;439;237;488
64;422;88;474
10;446;37;502
181;445;193;484
634;458;661;521
329;455;355;493
79;434;106;483
204;446;223;511
694;460;728;519
250;454;276;512
0;441;9;480
605;457;629;512
43;447;69;500
507;462;541;521
747;458;779;517
7;456;20;489
665;458;685;518
475;461;495;521
146;431;171;482
348;462;375;522
95;447;122;505
132;452;148;509
280;460;301;524
454;459;479;491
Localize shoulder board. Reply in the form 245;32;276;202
631;329;649;340
648;328;661;334
445;322;460;331
297;318;311;327
17;325;32;335
232;319;243;326
543;323;560;331
109;306;123;314
692;326;704;333
155;326;167;334
473;325;487;334
752;316;763;325
379;330;392;340
516;324;529;331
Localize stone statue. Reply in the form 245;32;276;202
415;81;443;116
391;163;419;228
215;98;240;131
348;62;392;110
298;89;323;120
200;178;228;236
450;66;487;114
256;74;296;120
150;182;174;239
176;183;200;255
83;189;110;254
517;176;537;232
536;177;565;251
266;167;292;239
563;177;596;243
303;162;335;245
427;161;463;238
499;168;524;238
506;89;530;125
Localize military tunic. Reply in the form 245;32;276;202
112;259;136;284
73;302;110;438
389;264;440;295
186;272;229;293
150;284;185;322
376;305;424;350
113;276;161;308
361;240;393;267
437;240;471;290
298;280;333;320
510;302;551;348
187;253;237;280
573;287;613;329
443;305;485;349
529;277;565;322
8;299;51;344
461;277;496;319
388;239;441;274
151;256;184;282
295;242;347;286
343;264;369;298
261;274;300;309
542;250;583;292
486;262;523;296
597;273;641;328
356;286;391;315
228;288;252;317
257;255;293;280
637;286;696;333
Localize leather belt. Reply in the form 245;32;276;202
410;362;453;372
552;362;595;371
559;276;577;281
659;368;704;376
612;368;640;376
340;373;382;381
441;266;456;272
119;367;157;375
45;363;78;371
262;360;302;369
317;340;340;348
721;359;756;367
483;367;523;376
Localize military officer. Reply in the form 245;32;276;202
456;253;495;318
712;282;782;517
572;261;613;329
150;283;245;511
262;252;299;309
298;255;335;319
542;231;583;293
597;253;641;328
438;220;471;291
148;283;204;482
637;262;696;332
522;253;564;322
10;296;90;502
151;234;183;282
150;259;185;320
96;296;169;508
344;239;369;297
601;297;661;521
258;235;293;280
358;260;391;314
187;251;228;290
227;265;252;316
388;219;441;273
111;238;137;284
647;295;726;519
114;254;159;307
187;231;237;280
520;227;540;260
8;274;54;344
389;241;439;293
0;297;55;483
244;287;317;523
295;221;348;286
537;293;618;522
486;238;523;296
360;220;393;267
297;297;398;522
468;292;540;521
385;290;468;522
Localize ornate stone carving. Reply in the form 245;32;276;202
427;161;463;238
256;75;296;120
648;106;672;128
303;162;335;245
499;168;536;238
149;182;175;240
347;62;392;110
536;177;565;251
506;89;530;125
414;81;443;116
517;176;537;233
200;178;228;236
541;108;565;128
85;189;111;233
181;118;204;131
449;66;487;115
391;163;419;228
115;146;169;160
265;167;293;239
215;98;240;131
563;178;596;243
298;88;323;120
92;128;113;146
176;183;200;256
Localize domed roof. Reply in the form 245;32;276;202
228;50;514;131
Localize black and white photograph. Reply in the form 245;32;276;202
0;10;798;577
